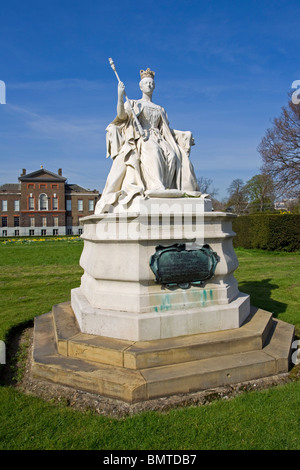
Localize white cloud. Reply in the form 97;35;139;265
9;78;106;92
5;103;107;151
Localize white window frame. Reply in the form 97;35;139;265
39;193;48;211
52;197;58;210
88;199;94;211
29;197;35;211
77;199;83;212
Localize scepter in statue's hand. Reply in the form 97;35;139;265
108;58;145;140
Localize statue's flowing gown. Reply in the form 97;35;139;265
95;99;199;213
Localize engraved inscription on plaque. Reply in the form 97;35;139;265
150;244;219;289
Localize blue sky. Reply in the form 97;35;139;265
1;0;299;200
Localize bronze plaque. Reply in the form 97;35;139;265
150;243;219;289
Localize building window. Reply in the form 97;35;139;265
77;199;83;211
2;230;7;237
67;228;72;235
88;200;94;211
42;217;47;227
14;200;20;211
27;183;35;189
2;200;7;211
39;183;47;189
29;229;34;236
53;217;59;227
51;184;58;189
14;230;19;236
53;229;58;236
66;200;72;211
39;193;48;211
14;217;20;227
78;228;83;235
41;229;47;236
52;197;58;210
30;217;35;227
28;197;35;210
2;217;7;227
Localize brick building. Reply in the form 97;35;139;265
0;167;100;237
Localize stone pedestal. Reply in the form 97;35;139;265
31;196;295;403
71;197;250;341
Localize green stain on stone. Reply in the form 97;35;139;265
160;294;172;311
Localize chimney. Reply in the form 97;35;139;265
22;168;26;176
58;168;62;176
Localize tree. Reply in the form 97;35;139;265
245;173;275;212
226;178;249;215
258;95;300;198
197;176;224;210
197;176;218;198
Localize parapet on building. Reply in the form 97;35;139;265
0;168;100;237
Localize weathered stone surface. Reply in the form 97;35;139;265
31;305;295;403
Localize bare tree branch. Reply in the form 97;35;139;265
258;95;300;197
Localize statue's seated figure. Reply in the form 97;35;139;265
95;68;200;213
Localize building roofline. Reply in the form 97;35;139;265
0;183;21;191
65;183;99;194
19;168;67;182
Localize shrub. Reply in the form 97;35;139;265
232;214;300;251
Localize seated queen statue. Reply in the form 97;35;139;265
95;67;200;214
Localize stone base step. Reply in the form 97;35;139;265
32;313;147;403
52;302;274;369
32;304;295;403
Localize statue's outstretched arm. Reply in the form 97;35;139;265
117;82;128;121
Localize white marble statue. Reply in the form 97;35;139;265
95;67;200;213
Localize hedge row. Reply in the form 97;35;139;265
232;214;300;251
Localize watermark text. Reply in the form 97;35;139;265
291;340;300;365
292;80;300;105
94;201;205;246
0;341;6;364
0;80;6;104
102;453;197;467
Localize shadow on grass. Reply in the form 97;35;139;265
238;278;287;317
0;320;33;387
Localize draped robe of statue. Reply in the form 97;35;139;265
95;98;200;213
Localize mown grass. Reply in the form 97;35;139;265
0;381;299;450
0;240;83;341
235;248;300;333
0;239;299;450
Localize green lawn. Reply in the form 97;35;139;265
235;248;300;333
0;238;83;341
0;239;299;450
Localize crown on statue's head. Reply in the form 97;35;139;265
140;68;155;80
